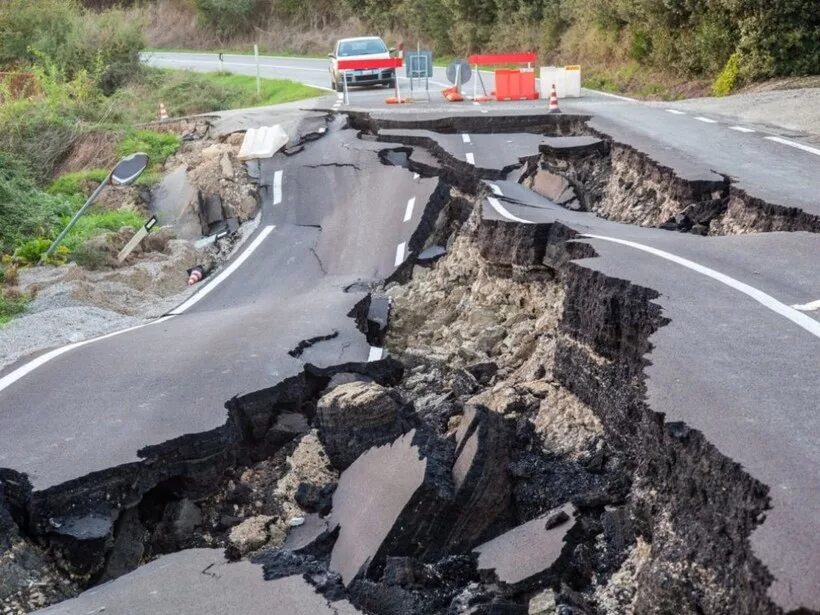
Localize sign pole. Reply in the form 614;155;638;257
254;44;260;96
343;70;349;105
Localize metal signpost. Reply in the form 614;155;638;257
40;153;149;264
117;216;157;264
406;47;433;101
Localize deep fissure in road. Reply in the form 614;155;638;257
0;115;805;615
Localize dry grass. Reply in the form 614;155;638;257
51;131;122;178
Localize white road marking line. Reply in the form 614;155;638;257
367;347;384;362
665;109;686;115
764;136;820;156
792;299;820;312
403;197;416;222
169;225;276;315
462;134;471;144
581;234;820;339
465;152;475;165
480;109;489;114
413;173;420;180
487;197;532;224
0;316;173;395
582;88;638;102
488;183;503;196
730;126;756;133
694;116;717;123
394;242;407;267
273;170;283;205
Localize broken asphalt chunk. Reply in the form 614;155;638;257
473;503;576;591
329;429;455;586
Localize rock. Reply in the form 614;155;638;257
531;168;577;207
473;503;576;590
220;153;234;179
282;513;332;555
528;589;558;614
466;361;498;386
329;429;455;585
228;515;274;556
469;384;526;416
294;481;336;515
383;556;416;586
316;382;406;470
274;432;338;522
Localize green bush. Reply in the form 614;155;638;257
194;0;266;37
0;153;74;254
60;208;145;252
712;52;740;96
118;130;182;167
12;238;55;265
0;290;30;325
628;30;652;63
47;169;109;199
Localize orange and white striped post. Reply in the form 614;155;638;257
548;84;561;113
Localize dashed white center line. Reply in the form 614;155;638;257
792;299;820;312
666;109;686;115
764;136;820;157
462;134;471;144
694;116;717;123
273;170;283;204
394;242;407;267
403;197;416;222
730;126;756;133
465;152;475;165
413;172;420;180
367;347;385;362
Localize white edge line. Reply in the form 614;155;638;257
394;242;407;267
487;197;532;224
465;152;475;165
792;299;820;312
169;225;276;315
665;109;686;115
764;136;820;156
581;234;820;339
488;183;502;196
729;126;756;133
0;316;173;394
273;170;283;205
694;116;717;124
461;134;471;144
367;347;384;362
403;197;416;222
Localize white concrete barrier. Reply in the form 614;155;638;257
539;66;582;99
238;125;289;161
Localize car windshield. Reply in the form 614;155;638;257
338;39;388;57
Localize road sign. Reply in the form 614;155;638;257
406;51;433;78
117;216;157;264
446;59;472;85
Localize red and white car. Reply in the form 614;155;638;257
328;37;396;91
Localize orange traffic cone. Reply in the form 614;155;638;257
187;265;204;286
442;86;464;102
159;102;169;121
548;84;561;113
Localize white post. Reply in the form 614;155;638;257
455;64;461;96
473;64;477;100
343;70;349;105
254;44;260;96
395;62;401;101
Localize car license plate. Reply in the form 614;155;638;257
358;69;377;76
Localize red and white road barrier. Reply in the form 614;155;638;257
187;265;204;286
336;57;405;105
158;102;169;121
467;52;539;102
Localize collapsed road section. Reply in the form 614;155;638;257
1;111;818;615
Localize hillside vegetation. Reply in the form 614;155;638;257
133;0;818;97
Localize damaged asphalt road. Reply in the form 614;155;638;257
2;107;819;615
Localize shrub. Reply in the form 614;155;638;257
0;153;74;254
60;208;145;252
0;289;30;325
712;52;740;96
194;0;266;37
628;30;652;63
118;130;182;167
48;169;109;199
